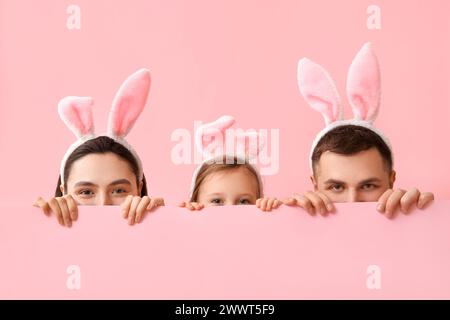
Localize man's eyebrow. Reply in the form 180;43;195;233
323;179;346;185
109;179;132;186
73;181;97;188
358;178;382;185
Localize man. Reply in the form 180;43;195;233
285;42;434;217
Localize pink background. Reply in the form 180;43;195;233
1;202;450;299
0;0;449;205
0;0;449;299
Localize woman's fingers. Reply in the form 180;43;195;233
135;196;151;224
121;195;133;219
48;198;64;226
56;197;72;227
65;194;78;221
127;196;141;225
33;197;51;216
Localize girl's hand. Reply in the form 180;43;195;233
376;188;434;219
283;191;335;216
121;195;165;225
256;197;282;212
178;201;204;211
33;195;78;228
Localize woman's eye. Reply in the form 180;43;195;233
239;199;250;205
210;198;223;205
78;189;94;196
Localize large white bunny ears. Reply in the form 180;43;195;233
189;115;266;199
298;42;381;125
297;42;392;171
195;115;266;162
58;68;151;185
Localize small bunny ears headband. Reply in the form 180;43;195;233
190;115;265;199
58;68;151;186
297;42;392;172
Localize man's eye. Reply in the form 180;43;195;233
113;188;128;195
239;199;250;205
210;198;223;205
330;184;344;192
362;184;377;190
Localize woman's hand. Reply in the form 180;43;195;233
33;195;78;228
121;195;165;225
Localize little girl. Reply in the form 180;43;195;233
33;69;164;227
179;116;281;212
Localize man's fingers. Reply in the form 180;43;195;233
385;189;406;219
377;189;393;213
292;194;314;215
315;192;334;213
305;191;327;216
400;188;420;214
418;192;434;209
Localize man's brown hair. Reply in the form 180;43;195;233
311;125;393;175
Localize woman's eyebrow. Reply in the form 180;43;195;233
109;179;132;186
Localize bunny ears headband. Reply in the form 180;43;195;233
190;115;265;199
58;68;151;185
297;42;392;172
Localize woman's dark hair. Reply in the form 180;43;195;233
55;136;148;197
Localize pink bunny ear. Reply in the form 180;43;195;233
235;130;266;159
108;68;151;138
346;42;381;123
297;58;343;125
58;96;95;138
195;115;235;158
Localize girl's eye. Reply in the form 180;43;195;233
239;199;250;205
210;198;223;205
361;184;378;190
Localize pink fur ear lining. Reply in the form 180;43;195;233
108;68;151;138
58;96;95;138
297;58;343;125
346;42;381;123
195;115;235;157
235;131;265;159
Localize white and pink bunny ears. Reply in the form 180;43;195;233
58;68;151;185
189;115;265;199
297;42;392;172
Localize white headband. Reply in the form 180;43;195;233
58;68;151;186
189;115;265;200
297;42;392;172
